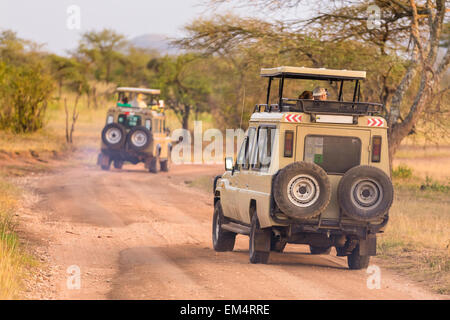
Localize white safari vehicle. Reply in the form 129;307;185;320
213;66;393;269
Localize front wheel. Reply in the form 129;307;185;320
149;157;160;173
249;214;271;264
347;244;370;270
160;159;170;172
212;201;236;252
113;160;124;169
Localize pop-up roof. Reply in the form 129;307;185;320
261;66;366;81
116;87;161;95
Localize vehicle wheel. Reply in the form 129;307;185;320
160;159;170;172
127;126;152;152
149;157;160;173
338;165;393;222
212;201;236;252
347;244;370;270
100;154;111;171
249;214;271;264
309;245;332;255
113;160;124;169
101;123;126;150
273;161;331;219
270;237;287;253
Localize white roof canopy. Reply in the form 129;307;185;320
116;87;161;95
261;66;366;80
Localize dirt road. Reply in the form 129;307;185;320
17;163;444;300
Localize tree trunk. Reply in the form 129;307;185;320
182;105;191;130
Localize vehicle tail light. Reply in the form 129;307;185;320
284;131;294;158
371;136;382;162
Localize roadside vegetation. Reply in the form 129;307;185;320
0;177;34;299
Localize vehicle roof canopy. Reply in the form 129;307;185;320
260;66;366;81
116;87;161;95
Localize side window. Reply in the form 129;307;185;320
252;126;275;170
236;137;248;172
243;127;257;170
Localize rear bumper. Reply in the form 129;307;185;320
100;148;153;164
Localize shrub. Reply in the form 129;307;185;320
392;164;413;179
0;62;54;133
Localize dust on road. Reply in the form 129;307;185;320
17;163;445;300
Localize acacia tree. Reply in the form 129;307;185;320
180;0;449;162
76;29;126;83
148;54;211;130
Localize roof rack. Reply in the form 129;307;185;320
261;66;366;81
253;100;382;116
116;87;161;95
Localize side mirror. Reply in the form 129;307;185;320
225;157;234;171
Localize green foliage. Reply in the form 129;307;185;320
392;164;413;179
420;176;450;193
149;54;212;129
0;62;54;133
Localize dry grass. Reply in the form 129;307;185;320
0;178;34;299
379;146;450;294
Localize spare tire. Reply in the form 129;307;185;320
338;165;393;222
127;126;152;152
273;162;331;219
102;123;126;150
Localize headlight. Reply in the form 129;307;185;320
107;115;114;124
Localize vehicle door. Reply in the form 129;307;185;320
220;127;256;221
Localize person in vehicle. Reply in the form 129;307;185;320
298;90;313;100
313;87;328;101
131;93;147;108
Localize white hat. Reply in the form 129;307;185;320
313;87;328;97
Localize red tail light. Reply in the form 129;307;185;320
284;131;294;158
372;136;382;162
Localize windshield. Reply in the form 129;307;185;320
266;78;361;105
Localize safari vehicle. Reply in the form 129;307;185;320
98;87;171;173
213;66;393;270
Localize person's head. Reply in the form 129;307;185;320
122;96;129;103
313;87;328;100
298;90;313;100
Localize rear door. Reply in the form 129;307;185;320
296;126;371;220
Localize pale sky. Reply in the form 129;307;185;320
0;0;206;54
0;0;310;55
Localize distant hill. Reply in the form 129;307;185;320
130;34;179;55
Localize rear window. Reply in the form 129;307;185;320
304;135;361;174
118;114;142;128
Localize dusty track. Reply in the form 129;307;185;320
17;163;445;300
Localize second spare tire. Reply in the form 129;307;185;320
338;165;393;222
127;126;152;152
273;162;331;219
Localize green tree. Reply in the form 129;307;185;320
76;29;127;83
149;54;211;130
0;62;54;133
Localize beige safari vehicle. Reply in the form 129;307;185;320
98;87;172;173
213;66;393;269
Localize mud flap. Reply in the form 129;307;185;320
254;228;271;252
359;234;376;256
